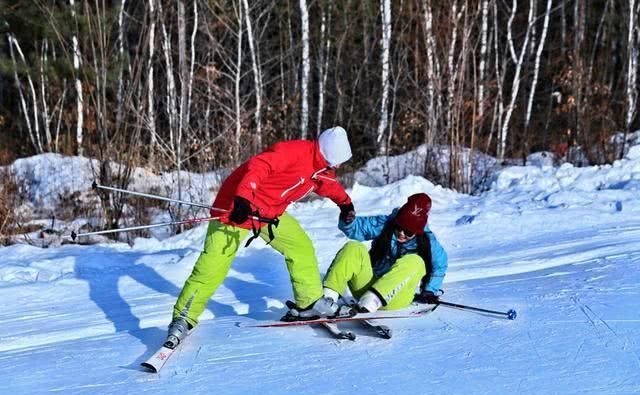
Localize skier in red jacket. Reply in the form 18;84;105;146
166;127;357;347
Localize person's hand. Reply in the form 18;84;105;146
339;202;356;224
229;196;252;224
414;290;440;304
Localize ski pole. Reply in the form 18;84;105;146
92;182;278;225
437;300;517;320
93;181;211;209
69;216;221;241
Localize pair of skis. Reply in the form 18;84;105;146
253;304;439;341
141;304;437;373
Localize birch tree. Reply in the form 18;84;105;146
38;40;53;151
146;0;157;163
70;0;84;156
316;1;333;135
158;0;178;163
376;0;392;155
470;0;490;190
422;0;442;147
242;0;263;151
7;34;41;152
622;0;640;158
497;0;534;161
299;0;310;138
234;1;244;161
115;0;127;132
523;0;553;158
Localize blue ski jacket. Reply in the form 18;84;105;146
339;209;448;294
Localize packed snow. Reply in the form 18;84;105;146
2;145;640;394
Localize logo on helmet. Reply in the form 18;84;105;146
410;204;423;216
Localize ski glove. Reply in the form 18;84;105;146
338;202;356;224
229;196;252;224
414;290;440;304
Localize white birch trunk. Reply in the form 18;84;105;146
235;1;243;161
524;0;553;130
159;0;178;162
147;0;157;158
7;34;38;152
299;0;310;138
40;40;52;150
316;3;333;135
54;85;67;152
422;0;440;145
241;0;263;150
187;1;198;132
486;0;505;153
376;0;392;155
446;1;464;139
70;0;83;157
9;34;43;153
478;0;489;128
115;0;126;132
498;0;534;161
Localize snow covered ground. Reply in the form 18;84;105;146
2;147;640;394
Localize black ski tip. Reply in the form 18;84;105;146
140;362;158;373
70;231;77;241
507;309;517;320
91;181;98;190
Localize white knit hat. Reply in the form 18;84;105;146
318;126;352;166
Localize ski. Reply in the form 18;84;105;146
251;304;438;328
141;343;178;373
320;322;356;341
141;327;196;373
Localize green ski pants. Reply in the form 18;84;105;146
173;213;323;326
323;241;426;310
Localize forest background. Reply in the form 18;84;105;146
0;0;638;241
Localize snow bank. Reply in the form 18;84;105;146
8;153;228;210
487;145;640;210
353;144;498;192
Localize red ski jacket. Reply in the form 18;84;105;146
212;140;352;229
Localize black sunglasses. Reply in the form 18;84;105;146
395;225;415;238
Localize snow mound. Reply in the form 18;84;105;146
488;146;640;210
350;175;463;213
0;245;75;286
354;144;497;192
7;153;228;209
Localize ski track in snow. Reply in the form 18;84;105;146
3;155;640;393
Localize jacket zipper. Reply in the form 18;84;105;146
311;167;336;182
280;177;305;197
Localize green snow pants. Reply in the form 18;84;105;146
323;241;426;310
173;213;323;326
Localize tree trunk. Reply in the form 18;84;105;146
299;0;310;138
376;0;392;155
70;0;84;157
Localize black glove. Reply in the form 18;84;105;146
229;196;252;224
414;290;440;304
339;202;356;224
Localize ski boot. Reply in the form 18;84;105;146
164;317;191;349
281;297;356;322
